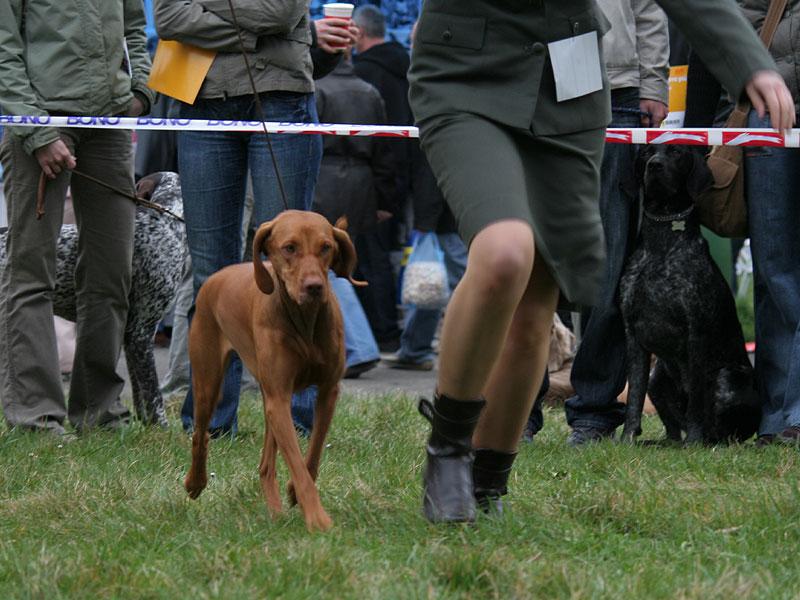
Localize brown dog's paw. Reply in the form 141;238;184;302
305;509;333;532
184;472;207;499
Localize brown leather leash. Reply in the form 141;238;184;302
36;169;184;222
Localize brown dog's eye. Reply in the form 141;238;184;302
320;242;332;255
282;244;296;255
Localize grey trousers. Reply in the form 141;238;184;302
0;128;135;432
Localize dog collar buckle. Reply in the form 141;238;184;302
671;220;686;232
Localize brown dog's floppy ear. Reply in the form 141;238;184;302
252;220;275;294
332;223;367;287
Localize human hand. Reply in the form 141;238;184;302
639;99;669;127
127;96;146;117
34;139;76;179
315;18;358;53
376;210;393;223
744;70;795;131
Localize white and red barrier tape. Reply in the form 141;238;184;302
2;115;800;147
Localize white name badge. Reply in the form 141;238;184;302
547;31;603;102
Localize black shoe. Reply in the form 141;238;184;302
755;433;776;447
344;359;379;379
777;425;800;445
567;425;615;447
473;448;517;515
419;394;485;523
383;355;434;371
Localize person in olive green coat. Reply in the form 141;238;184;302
408;0;795;523
0;0;155;435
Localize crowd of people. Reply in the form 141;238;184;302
0;0;799;524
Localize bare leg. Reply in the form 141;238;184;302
437;221;535;399
474;257;560;452
421;220;535;523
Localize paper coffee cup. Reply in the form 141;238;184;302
322;3;354;49
322;2;354;19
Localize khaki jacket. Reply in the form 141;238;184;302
409;0;776;135
597;0;669;103
0;0;155;155
740;0;800;109
154;0;313;100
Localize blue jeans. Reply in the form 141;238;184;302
397;232;468;363
745;110;800;435
178;92;322;435
564;89;641;431
291;274;381;435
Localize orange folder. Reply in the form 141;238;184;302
147;40;216;104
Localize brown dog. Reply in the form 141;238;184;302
183;210;363;531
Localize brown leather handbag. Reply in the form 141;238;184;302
696;0;788;238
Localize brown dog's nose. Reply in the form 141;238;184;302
304;279;324;298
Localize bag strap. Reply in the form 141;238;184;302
730;0;788;118
760;0;789;49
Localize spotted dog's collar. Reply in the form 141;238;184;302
643;205;695;232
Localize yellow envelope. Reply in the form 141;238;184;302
147;40;216;104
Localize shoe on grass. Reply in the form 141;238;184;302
755;434;776;447
344;359;379;379
383;355;434;371
777;425;800;445
567;425;615;447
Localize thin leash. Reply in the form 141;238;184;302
35;169;184;222
225;0;290;212
224;0;312;339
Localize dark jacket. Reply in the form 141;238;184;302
409;0;776;135
310;21;342;80
354;41;413;213
312;61;395;235
353;41;413;126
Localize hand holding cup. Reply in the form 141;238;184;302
321;3;355;51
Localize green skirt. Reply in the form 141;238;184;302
419;114;607;306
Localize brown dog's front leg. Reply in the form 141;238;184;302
258;417;282;517
184;326;227;499
266;391;332;532
185;430;210;499
288;383;339;507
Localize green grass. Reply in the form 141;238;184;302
1;392;799;599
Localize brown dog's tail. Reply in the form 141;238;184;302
333;217;367;287
253;221;275;294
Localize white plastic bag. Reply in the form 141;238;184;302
401;232;450;309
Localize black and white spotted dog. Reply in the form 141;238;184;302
0;171;186;427
619;145;760;445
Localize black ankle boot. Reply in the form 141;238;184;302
473;448;517;515
418;394;486;523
